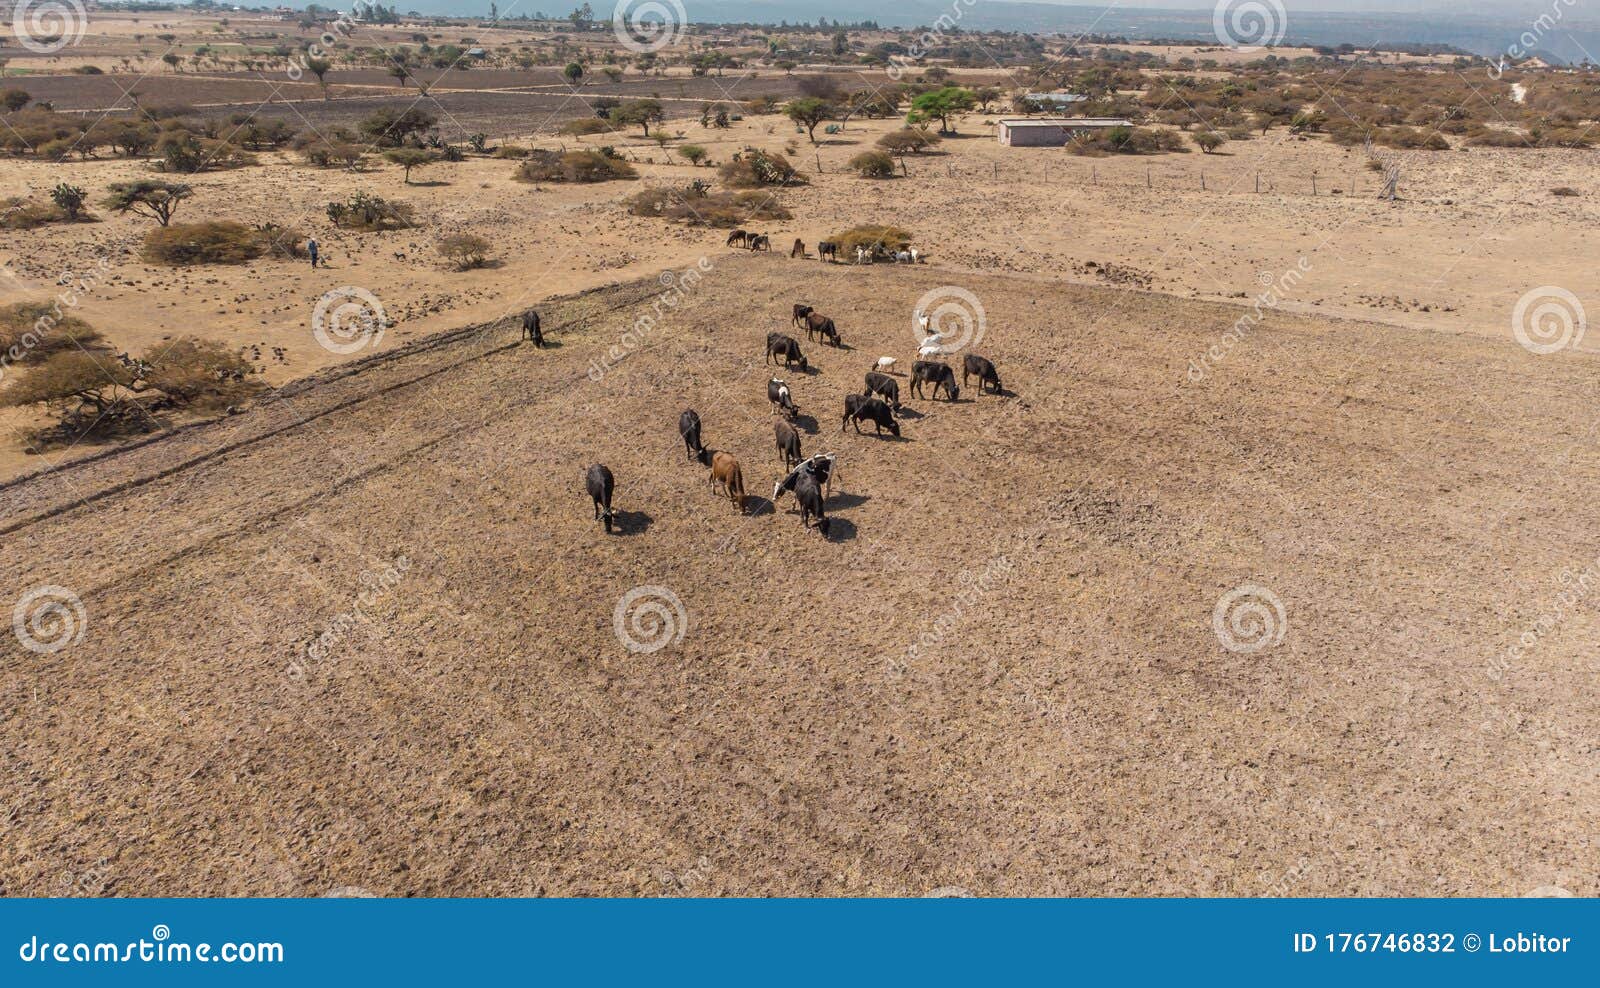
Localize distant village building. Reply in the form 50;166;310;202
996;118;1133;147
1023;92;1088;108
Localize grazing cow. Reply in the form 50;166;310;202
584;464;615;533
804;312;842;348
521;309;544;347
794;469;830;536
790;238;806;259
765;333;808;371
792;303;813;327
842;394;901;437
678;409;703;459
774;419;802;469
698;448;746;512
863;371;900;409
818;241;839;263
874;356;897;374
962;354;1002;394
768;377;797;418
749;234;771;252
773;452;836;503
910;360;960;401
727;229;749;248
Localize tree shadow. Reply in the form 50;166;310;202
407;179;452;187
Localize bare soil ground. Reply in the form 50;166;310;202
1;255;1595;897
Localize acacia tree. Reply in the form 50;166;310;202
907;86;976;135
785;97;835;144
306;57;333;100
104;180;194;226
384;147;435;184
608;99;664;137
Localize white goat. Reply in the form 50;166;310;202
875;356;897;374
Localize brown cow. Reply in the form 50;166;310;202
790;238;806;259
698;448;746;512
774;419;802;469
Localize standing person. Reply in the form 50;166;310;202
307;237;320;269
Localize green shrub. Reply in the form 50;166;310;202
514;149;637;183
849;150;896;177
718;147;805;187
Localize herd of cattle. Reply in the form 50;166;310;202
573;298;1004;539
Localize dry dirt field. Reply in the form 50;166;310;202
2;254;1597;897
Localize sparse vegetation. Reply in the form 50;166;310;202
142;221;267;265
326;192;415;231
384;147;437;184
876;128;941;154
718;148;804;188
849;150;896;178
103;180;193;226
829;224;913;259
0;301;104;363
514;149;637;183
437;233;494;270
625;186;791;228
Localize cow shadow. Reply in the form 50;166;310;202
826;491;870;510
892;405;926;420
741;496;776;517
522;338;564;349
822;517;858;542
791;413;820;434
612;510;653;535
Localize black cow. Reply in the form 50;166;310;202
842;394;900;437
792;303;813;327
766;333;808;371
768;377;797;418
910;360;960;402
804;312;842;348
818;241;839;263
678;409;703;459
863;371;900;409
521;310;544;347
962;354;1002;394
727;229;749;247
794;469;829;536
585;464;615;533
774;419;802;469
773;453;836;503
